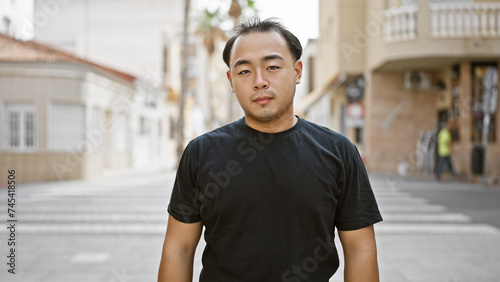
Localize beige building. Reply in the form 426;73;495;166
0;34;167;183
300;0;500;181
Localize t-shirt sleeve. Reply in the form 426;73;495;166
167;142;202;223
334;142;383;231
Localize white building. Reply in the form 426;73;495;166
32;0;213;162
0;33;167;182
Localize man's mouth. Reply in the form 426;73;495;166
254;96;272;105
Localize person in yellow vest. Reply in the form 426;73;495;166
436;121;458;181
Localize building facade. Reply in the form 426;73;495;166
31;0;228;160
32;0;190;162
0;34;167;183
302;0;500;182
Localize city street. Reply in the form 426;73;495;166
2;1;500;281
0;169;499;282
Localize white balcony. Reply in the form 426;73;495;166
383;3;500;42
430;3;500;38
383;5;419;42
372;2;500;71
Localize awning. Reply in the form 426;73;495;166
295;73;347;116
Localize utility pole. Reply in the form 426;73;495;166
177;0;191;162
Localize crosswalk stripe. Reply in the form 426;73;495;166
23;193;169;199
382;213;471;222
1;213;168;222
14;206;166;212
376;197;429;205
379;205;447;212
373;188;500;235
18;223;167;234
376;223;500;235
5;212;472;224
7;175;499;237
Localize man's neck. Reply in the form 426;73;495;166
245;115;298;133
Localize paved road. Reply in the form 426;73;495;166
0;168;175;282
0;170;499;281
367;174;500;282
396;177;500;229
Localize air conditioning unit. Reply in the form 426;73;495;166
404;71;431;90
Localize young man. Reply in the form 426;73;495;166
436;121;458;181
158;18;382;281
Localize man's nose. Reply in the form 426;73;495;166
253;71;268;90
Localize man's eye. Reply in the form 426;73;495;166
268;66;279;70
239;70;250;75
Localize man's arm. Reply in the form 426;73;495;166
158;215;203;282
338;225;379;282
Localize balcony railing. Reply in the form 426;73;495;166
430;3;500;38
383;3;500;42
383;5;419;42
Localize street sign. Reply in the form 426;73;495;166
346;102;364;119
345;76;365;102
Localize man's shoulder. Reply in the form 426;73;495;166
189;118;244;147
300;119;352;144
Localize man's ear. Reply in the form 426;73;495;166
226;70;234;92
295;60;303;84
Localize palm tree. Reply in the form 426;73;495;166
197;9;227;57
229;0;242;25
196;8;227;130
229;0;257;28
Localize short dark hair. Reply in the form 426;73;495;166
222;17;303;68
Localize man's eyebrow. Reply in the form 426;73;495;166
232;54;285;69
233;59;250;69
262;54;284;62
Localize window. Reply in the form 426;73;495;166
114;112;129;150
91;107;105;150
48;102;86;151
2;102;36;151
140;116;149;135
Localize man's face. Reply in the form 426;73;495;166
226;31;302;126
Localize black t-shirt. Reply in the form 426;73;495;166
168;116;382;281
